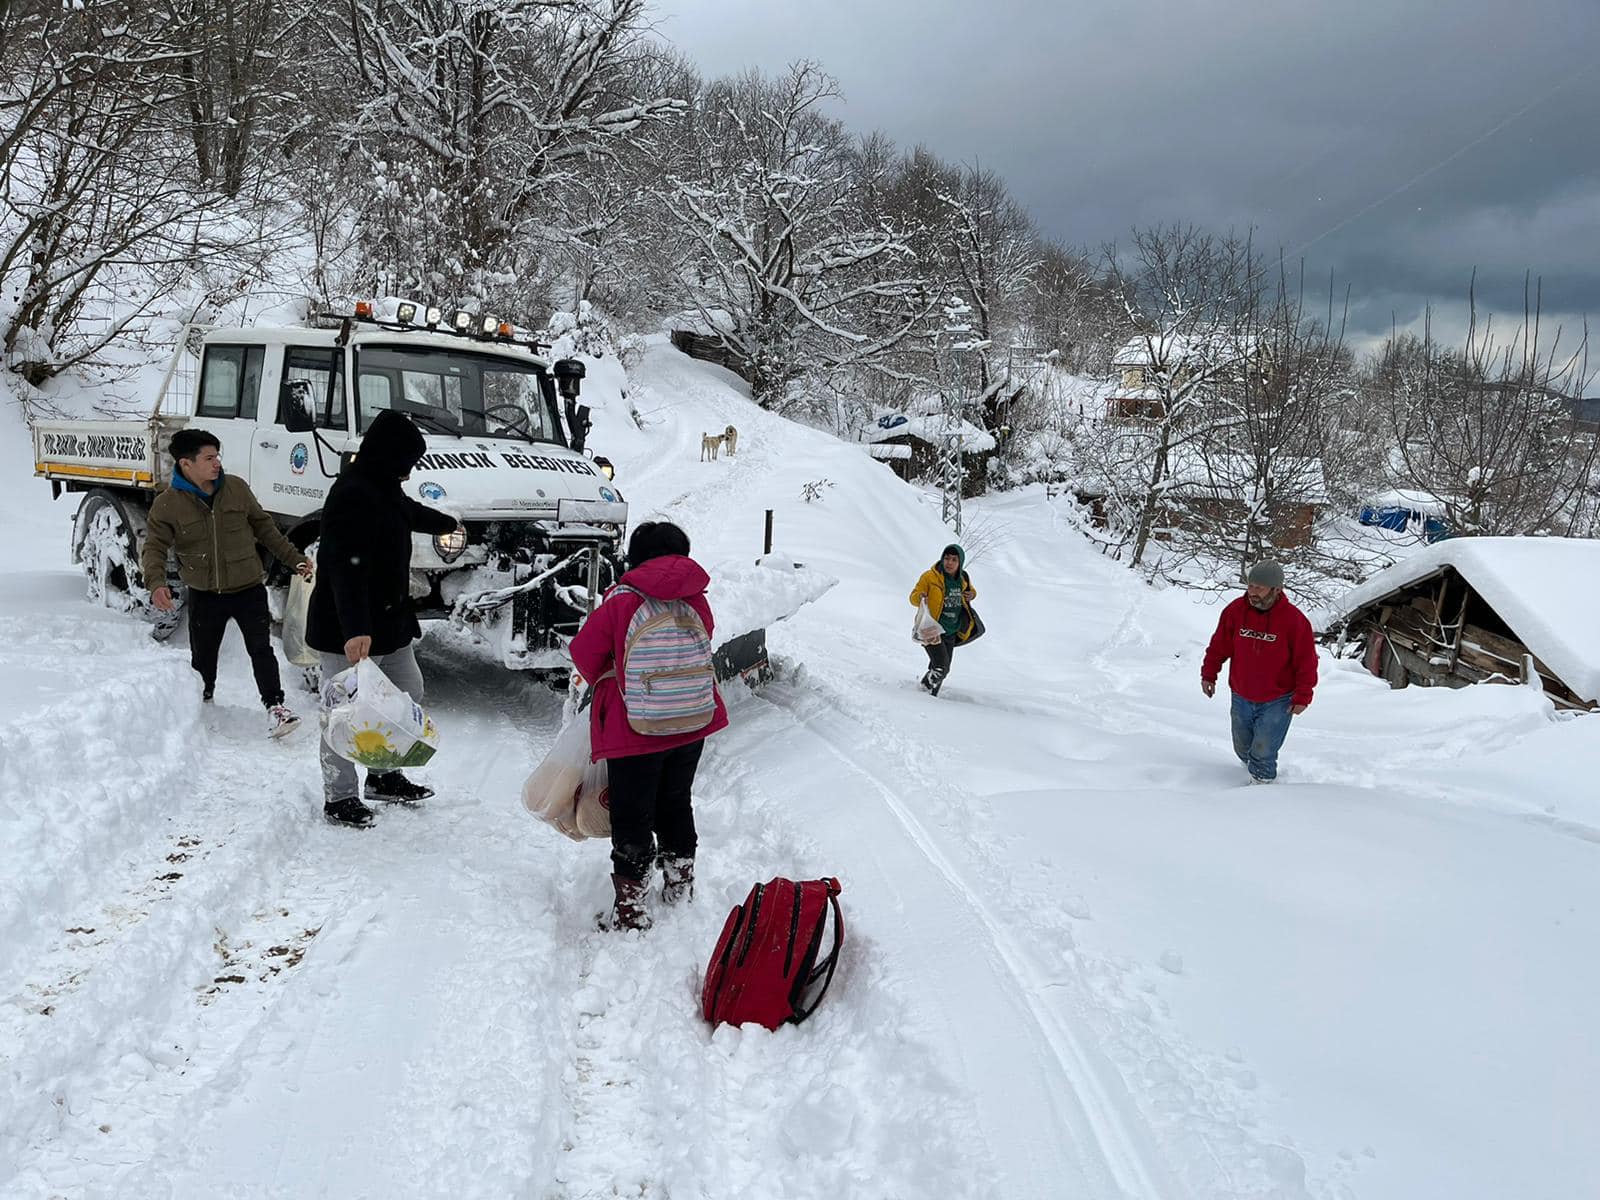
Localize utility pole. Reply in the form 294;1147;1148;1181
939;390;965;534
937;298;988;535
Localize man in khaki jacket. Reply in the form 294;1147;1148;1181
141;428;311;737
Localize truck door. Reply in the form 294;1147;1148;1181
249;345;349;518
194;343;267;484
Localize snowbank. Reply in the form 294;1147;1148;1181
706;559;838;641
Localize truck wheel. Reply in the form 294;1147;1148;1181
73;491;147;612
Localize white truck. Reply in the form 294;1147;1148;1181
33;300;634;679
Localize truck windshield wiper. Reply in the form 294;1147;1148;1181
399;406;462;439
462;405;541;446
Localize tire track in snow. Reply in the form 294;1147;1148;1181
3;636;579;1198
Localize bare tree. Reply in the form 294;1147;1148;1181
155;0;304;198
1025;240;1130;376
1384;279;1596;536
662;63;933;407
323;0;683;312
0;5;264;384
936;164;1039;405
1101;225;1259;567
1189;263;1349;579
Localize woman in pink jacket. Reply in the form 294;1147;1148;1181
569;521;729;930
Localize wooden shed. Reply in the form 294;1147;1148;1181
669;329;752;383
1317;537;1600;712
858;407;996;497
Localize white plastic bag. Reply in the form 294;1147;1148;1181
912;599;944;645
521;716;610;840
322;658;440;768
281;571;318;667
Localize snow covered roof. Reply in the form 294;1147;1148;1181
664;308;736;336
859;407;996;454
1076;449;1329;504
865;443;912;460
1362;488;1449;516
1317;536;1600;703
1111;329;1255;370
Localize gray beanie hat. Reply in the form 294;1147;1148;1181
1247;560;1284;589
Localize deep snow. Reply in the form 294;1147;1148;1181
2;340;1598;1199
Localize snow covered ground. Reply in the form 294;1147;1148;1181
3;341;1599;1199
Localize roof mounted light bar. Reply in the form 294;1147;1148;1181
320;297;554;355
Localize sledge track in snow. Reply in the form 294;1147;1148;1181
752;674;1179;1200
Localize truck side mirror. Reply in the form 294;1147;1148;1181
553;358;585;401
283;379;316;433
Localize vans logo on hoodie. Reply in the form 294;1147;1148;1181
1239;627;1278;642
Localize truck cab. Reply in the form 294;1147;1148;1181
36;301;628;674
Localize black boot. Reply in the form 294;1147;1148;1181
365;771;433;805
597;873;653;931
659;855;695;906
324;797;374;828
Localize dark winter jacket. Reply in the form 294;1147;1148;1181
909;544;980;643
306;411;457;655
568;555;730;762
142;469;306;595
1201;592;1318;708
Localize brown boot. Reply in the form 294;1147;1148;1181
598;873;653;931
660;855;695;906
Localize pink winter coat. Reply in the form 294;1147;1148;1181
568;554;730;762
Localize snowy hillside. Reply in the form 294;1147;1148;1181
3;341;1599;1199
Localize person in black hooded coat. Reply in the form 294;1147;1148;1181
308;410;459;827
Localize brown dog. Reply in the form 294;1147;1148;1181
723;424;738;456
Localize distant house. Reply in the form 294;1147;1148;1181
858;403;997;495
1073;447;1329;549
1316;537;1600;711
1106;330;1252;423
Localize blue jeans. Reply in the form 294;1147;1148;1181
1230;692;1295;781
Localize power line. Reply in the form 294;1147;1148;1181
1290;61;1596;258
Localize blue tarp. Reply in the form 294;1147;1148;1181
1358;506;1451;543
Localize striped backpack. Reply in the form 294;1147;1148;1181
606;584;717;735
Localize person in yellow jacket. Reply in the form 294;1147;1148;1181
908;543;983;696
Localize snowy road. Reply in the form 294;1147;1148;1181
5;342;1600;1198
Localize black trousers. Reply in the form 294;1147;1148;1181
606;739;705;881
187;584;284;708
923;633;958;676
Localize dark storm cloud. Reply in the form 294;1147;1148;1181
650;0;1599;356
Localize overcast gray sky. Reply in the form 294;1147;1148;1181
649;0;1599;367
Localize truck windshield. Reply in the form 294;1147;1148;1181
353;345;560;442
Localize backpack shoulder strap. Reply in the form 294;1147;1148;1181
792;878;844;1025
593;585;643;686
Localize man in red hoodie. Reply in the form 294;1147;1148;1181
1201;560;1318;784
569;521;729;930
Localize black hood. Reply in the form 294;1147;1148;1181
354;410;427;481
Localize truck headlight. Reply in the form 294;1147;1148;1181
593;456;615;480
434;527;468;562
